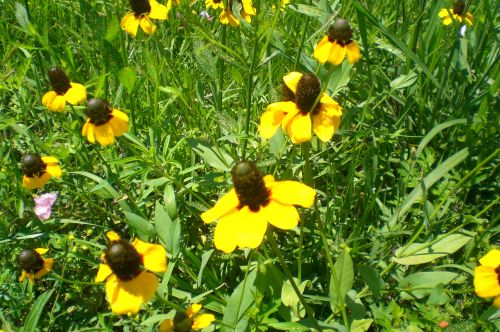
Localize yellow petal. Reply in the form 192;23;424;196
262;200;299;230
45;164;62;178
121;12;140;37
34;258;53;279
192;313;216;330
35;248;49;255
474;266;500;298
438;8;451;18
241;0;256;15
320;95;342;117
109;110;129;137
280;106;301;134
312;110;337;142
159;320;175;332
42;91;57;108
65;83;87;104
96;262;113;283
479;249;500;268
313;36;333;64
346;41;361;64
84;122;96;143
106;272;159;315
106;231;121;242
241;10;252;23
139;16;157;35
49;95;67;112
149;0;169;19
133;238;167;273
235;206;267;250
23;174;51;189
263;174;275;185
187;303;202;317
201;189;239;223
270;180;316;207
465;12;473;25
258;104;288;139
287;113;312;144
94;123;116;146
328;41;347;65
206;0;224;9
41;156;58;165
282;72;303;94
19;271;29;282
213;211;239;253
494;296;500;308
220;9;239;27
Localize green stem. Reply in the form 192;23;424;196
50;271;99;285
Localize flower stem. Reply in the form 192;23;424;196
242;25;259;159
50;271;99;285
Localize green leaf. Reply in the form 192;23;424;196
123;212;156;240
166;218;181;257
329;250;354;312
21;289;54;332
389;72;418;90
221;269;257;332
398;272;458;298
118;67;137;94
357;265;384;299
281;278;310;319
393;233;474;265
186;138;234;172
197;249;214;287
154;201;172;246
292;4;329;19
351;319;373;332
163;184;177;218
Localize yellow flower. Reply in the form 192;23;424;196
205;0;224;10
272;0;290;11
22;154;62;190
159;304;215;332
218;0;256;27
219;8;239;27
120;0;169;37
18;248;54;282
202;161;316;253
259;72;342;144
439;0;473;26
42;68;86;112
95;231;167;315
474;249;500;308
82;98;129;146
314;19;361;65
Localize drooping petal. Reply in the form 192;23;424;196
192;313;216;330
94;123;116;146
23;174;51;189
139;16;157;35
235;207;267;250
213;210;239;253
479;249;500;268
121;12;140;37
287;113;312;144
262;200;299;230
280;106;301;133
206;0;224;9
149;0;169;19
105;272;159;315
313;36;333;64
133;238;167;273
320;95;342;117
258;103;290;139
270;180;316;207
65;83;87;104
312;110;337;142
35;248;49;255
34;258;54;279
438;8;451;18
219;9;239;27
42;91;57;108
106;231;121;241
464;12;474;25
96;262;113;283
241;0;256;15
282;72;303;94
474;266;500;298
83;122;96;143
494;296;500;308
45;164;62;178
187;303;202;317
108;110;129;137
327;41;347;65
201;189;239;223
159;320;175;332
263;175;275;185
346;41;361;64
49;95;67;112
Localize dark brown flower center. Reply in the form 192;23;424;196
173;311;193;332
104;240;143;281
22;154;46;178
85;98;113;126
18;249;44;274
231;161;270;212
48;68;72;95
328;18;353;44
295;74;321;115
453;0;465;16
130;0;151;16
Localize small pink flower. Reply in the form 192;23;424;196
439;320;449;328
34;193;57;221
200;11;213;22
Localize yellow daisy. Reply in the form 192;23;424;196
159;304;215;332
439;0;473;26
259;72;342;144
22;154;62;190
120;0;169;37
474;249;500;308
202;161;316;253
314;19;361;65
95;231;167;315
219;8;239;27
18;248;54;282
42;68;86;112
82;98;129;146
218;0;256;27
205;0;224;10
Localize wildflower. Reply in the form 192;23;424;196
34;192;58;221
159;304;215;332
42;68;86;112
272;0;290;11
259;72;342;144
95;231;167;315
201;161;316;253
120;0;169;37
200;11;213;22
473;249;500;308
205;0;224;10
217;0;256;27
22;154;62;190
314;19;361;65
82;98;129;146
18;248;54;282
439;0;473;26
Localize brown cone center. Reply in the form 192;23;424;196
48;68;72;95
295;74;321;115
231;161;270;212
18;249;44;274
130;0;151;16
105;240;143;281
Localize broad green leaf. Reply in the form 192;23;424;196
166;218;181;257
118;67;137;94
123;212;156;240
187;138;234;172
415;119;467;160
281;278;310;319
154;201;172;246
163;184;177;218
221;269;257;332
351;319;373;332
329;250;354;312
197;249;214;287
21;289;54;332
393;233;474;265
292;4;329;19
357;265;384;299
398;272;458;298
389;72;418;90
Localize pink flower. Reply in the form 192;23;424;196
200;11;213;22
34;193;57;221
